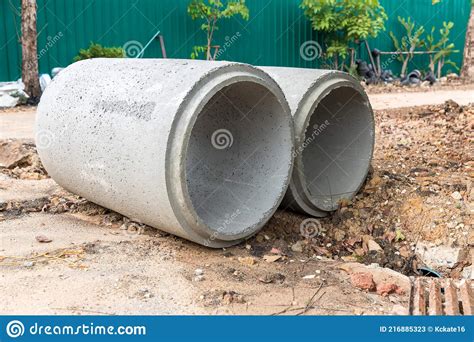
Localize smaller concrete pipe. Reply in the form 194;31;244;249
36;59;294;247
260;67;375;217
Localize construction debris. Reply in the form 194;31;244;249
411;278;473;315
415;242;463;269
0;80;29;108
350;272;376;291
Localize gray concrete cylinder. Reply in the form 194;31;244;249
260;67;375;217
36;59;294;247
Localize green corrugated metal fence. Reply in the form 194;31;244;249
0;0;471;81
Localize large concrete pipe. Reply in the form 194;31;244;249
36;59;294;247
260;67;374;217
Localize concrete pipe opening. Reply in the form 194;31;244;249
36;59;294;248
301;86;373;212
259;67;374;216
182;81;294;241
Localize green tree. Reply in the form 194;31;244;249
389;17;425;78
300;0;387;70
425;22;459;78
188;0;249;60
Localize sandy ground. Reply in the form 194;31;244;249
0;108;36;140
369;89;474;110
1;89;472;315
0;172;410;315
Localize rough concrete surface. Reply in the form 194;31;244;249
36;59;293;247
261;67;374;216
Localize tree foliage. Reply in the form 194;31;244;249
188;0;249;60
300;0;387;65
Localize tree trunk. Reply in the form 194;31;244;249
401;58;409;79
21;0;41;103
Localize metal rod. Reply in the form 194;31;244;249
136;30;161;58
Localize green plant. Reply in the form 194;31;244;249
344;63;360;80
389;17;425;78
74;42;125;62
188;0;249;60
300;0;387;70
426;22;459;78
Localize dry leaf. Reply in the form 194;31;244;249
263;255;281;263
238;256;256;266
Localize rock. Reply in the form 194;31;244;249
444;99;461;113
462;265;473;280
368;240;383;252
222;291;245;305
0;141;33;169
51;67;64;78
446;73;459;80
137;288;154;298
415;242;462;269
398;246;411;258
291;241;304;253
376;283;404;296
451;191;462;201
193;275;204;282
391;304;409;315
0;94;19;108
421;80;431;87
339;262;411;295
259;273;285;284
23;261;34;268
194;268;204;276
350;272;376;291
302;274;316;280
439;76;448;83
35;235;52;243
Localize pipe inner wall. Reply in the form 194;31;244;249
184;81;294;239
301;85;373;211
